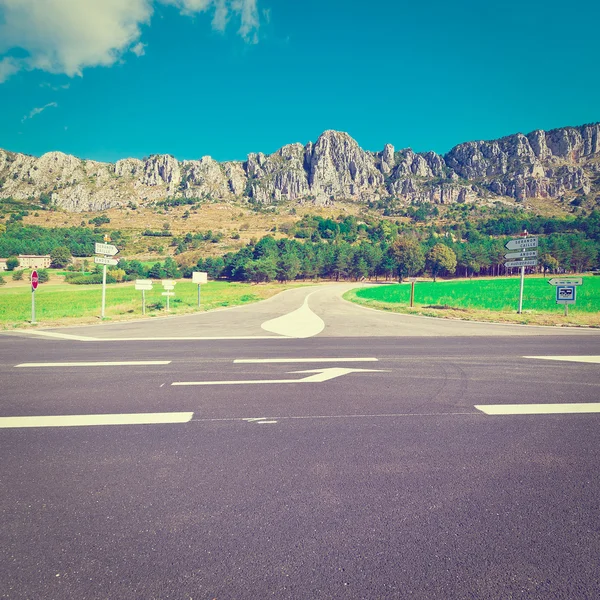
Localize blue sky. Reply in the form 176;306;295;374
1;0;598;163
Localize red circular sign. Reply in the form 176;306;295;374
31;270;39;290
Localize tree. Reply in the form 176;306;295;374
390;236;425;280
37;269;49;283
6;256;19;271
11;270;24;281
50;246;72;268
426;244;457;281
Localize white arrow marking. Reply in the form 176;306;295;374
172;367;387;386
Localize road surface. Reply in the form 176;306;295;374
1;284;599;599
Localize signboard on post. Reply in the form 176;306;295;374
135;280;153;315
505;237;538;250
548;278;583;287
192;271;208;307
505;259;538;268
505;236;538;314
94;243;119;256
161;280;176;312
556;286;576;304
94;256;119;266
31;270;38;324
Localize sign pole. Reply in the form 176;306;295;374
410;281;415;308
166;292;170;312
518;266;525;314
142;289;146;315
31;288;36;324
101;264;107;318
565;304;568;317
197;284;201;307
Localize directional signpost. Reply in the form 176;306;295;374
31;270;38;324
135;279;153;315
548;277;582;316
504;236;538;314
95;241;119;318
162;280;175;312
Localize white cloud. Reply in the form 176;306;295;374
131;42;147;57
0;0;261;83
22;101;58;122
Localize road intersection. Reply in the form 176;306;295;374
1;284;600;598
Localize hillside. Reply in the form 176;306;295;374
1;123;599;213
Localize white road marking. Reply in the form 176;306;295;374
257;421;278;424
14;332;285;342
475;403;600;415
172;367;387;386
243;417;278;424
15;361;171;368
524;355;600;364
261;292;325;338
234;357;378;364
0;412;194;429
15;331;97;341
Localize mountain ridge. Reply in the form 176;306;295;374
1;122;598;213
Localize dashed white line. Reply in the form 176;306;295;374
475;403;600;415
233;357;378;364
0;412;194;429
15;361;172;368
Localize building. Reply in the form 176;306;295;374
17;255;51;269
0;259;7;272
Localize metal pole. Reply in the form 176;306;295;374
410;281;415;308
166;293;170;312
565;304;568;317
31;289;36;324
518;266;525;314
142;289;146;315
101;264;107;318
197;284;201;307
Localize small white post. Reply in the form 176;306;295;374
31;288;36;324
197;284;201;307
101;264;107;318
518;265;525;314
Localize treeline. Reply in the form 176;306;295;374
188;230;598;283
0;224;101;257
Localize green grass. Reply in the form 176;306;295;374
0;280;301;328
352;277;600;313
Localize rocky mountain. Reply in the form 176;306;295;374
1;123;599;213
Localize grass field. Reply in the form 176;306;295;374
0;279;308;329
345;276;600;327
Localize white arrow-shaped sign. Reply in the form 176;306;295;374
505;237;538;250
94;256;119;266
505;259;538;268
548;278;583;286
171;367;387;387
505;250;538;259
95;242;119;256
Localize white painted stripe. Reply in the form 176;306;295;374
257;421;278;424
17;331;97;341
0;412;194;428
524;355;600;364
234;357;378;364
15;361;172;368
475;403;600;415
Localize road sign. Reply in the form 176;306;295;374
94;256;119;266
163;285;174;291
31;270;38;291
162;292;175;296
504;250;538;260
94;242;119;256
192;271;208;284
135;284;152;291
505;237;538;250
505;259;538;268
161;280;174;287
135;279;152;286
556;286;576;304
548;278;583;286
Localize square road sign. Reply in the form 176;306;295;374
556;286;576;304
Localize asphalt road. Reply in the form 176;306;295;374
1;284;600;599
